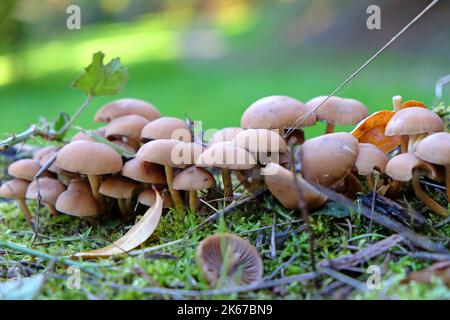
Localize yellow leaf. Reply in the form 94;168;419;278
73;190;163;259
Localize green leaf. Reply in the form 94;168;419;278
53;112;70;132
312;202;351;218
72;51;129;97
76;127;135;158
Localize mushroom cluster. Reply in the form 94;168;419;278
0;94;448;229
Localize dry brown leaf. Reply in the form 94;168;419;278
73;190;163;259
402;261;450;287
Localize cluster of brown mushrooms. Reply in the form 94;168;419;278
0;94;448;286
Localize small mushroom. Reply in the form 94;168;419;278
306;96;368;134
95;98;161;123
197;233;263;287
385;107;444;153
385;153;447;217
99;176;139;218
262;162;327;210
354;143;388;192
415;132;450;200
207;127;243;147
56;190;99;223
122;158;166;187
138;189;173;209
301;133;359;188
26;177;66;217
0;179;34;226
56;141;123;211
105;115;149;149
172;166;216;212
67;178;92;194
8;159;43;181
140;117;191;142
33;146;58;162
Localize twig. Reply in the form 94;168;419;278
270;211;276;259
0;126;39;152
56;95;93;135
321;268;367;291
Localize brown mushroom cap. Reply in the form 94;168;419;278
33;146;58;162
111;140;137;154
56;190;98;217
307;96;368;125
56;141;123;175
263;162;327;210
105;115;149;141
98;176;139;199
67;179;92;194
95;98;161;123
172;166;216;191
196;142;257;170
208;127;243;146
138;189;173;208
415;132;450;166
70;132;95;143
241;95;316;130
355;143;388;176
385;153;444;182
140;117;191;142
197;233;263;287
233;129;287;153
26;177;66;206
0;179;30;199
8;159;41;181
385;107;444;136
122;158;166;184
301;133;359;187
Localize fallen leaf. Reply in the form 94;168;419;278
402;261;450;287
0;274;45;300
73;190;163;259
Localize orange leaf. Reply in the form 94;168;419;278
402;100;427;109
73;190;163;259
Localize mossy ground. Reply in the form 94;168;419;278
0;183;448;300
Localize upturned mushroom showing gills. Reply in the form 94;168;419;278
105;114;149;149
99;176;139;218
95;98;161;123
56;141;123;211
415;132;450;200
140;116;192;142
26;177;66;217
122;158;166;186
306;96;368;134
56;190;99;223
196;142;257;203
262;162;327;210
138;189;173;209
172;166;216;212
240;95;316;145
385;153;447;217
354;143;388;192
197;233;263;287
0;179;34;226
385;107;444;153
301;132;359;188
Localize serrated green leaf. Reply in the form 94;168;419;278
72;51;129;97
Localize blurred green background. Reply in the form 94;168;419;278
0;0;449;140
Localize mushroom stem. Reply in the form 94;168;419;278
222;168;233;204
164;165;183;207
412;170;448;217
88;175;106;211
47;204;59;217
366;175;375;192
386;180;405;199
392;95;403;113
189;191;197;213
17;198;34;226
400;136;409;153
407;133;427;153
325;122;335;134
117;199;128;218
235;170;252;191
445;165;450;200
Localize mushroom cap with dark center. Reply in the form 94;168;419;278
196;142;257;170
56;190;98;217
98;176;139;199
172;166;216;191
138;190;173;208
141;117;191;142
263;162;327;210
56;141;123;175
122;158;166;184
241;95;316;130
95;98;160;123
0;179;30;199
208;127;243;146
26;177;66;206
385;107;444;136
301;132;359;187
307;96;368;125
415;132;450;167
105;115;149;141
197;233;263;287
233;129;287;153
8;159;41;181
385;153;444;182
355;143;388;176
